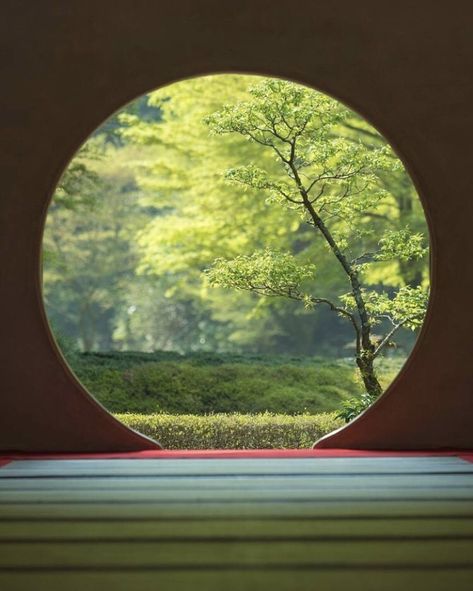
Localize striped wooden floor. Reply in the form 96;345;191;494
1;456;473;590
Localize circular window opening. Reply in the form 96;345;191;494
42;74;430;448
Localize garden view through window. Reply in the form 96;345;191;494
42;74;430;448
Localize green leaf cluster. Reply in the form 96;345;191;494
205;250;316;299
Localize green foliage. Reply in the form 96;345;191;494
336;393;378;423
205;250;316;298
52;143;102;210
43;73;429;368
201;75;429;400
116;412;344;449
203;78;428;331
69;351;403;414
375;227;428;262
340;285;428;332
205;78;396;233
51;325;80;362
43;142;150;350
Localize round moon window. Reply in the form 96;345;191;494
42;74;430;448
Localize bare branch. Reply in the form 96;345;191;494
375;314;395;325
309;296;361;354
373;319;409;358
309;183;327;205
351;252;376;265
252;282;362;354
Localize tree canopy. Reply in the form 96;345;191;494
199;78;428;399
43;74;429;372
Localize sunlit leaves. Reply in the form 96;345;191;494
375;227;428;262
205;78;348;151
340;286;428;330
52;143;103;211
205;250;316;299
203;76;429;356
388;286;429;329
225;165;301;207
204;78;408;270
50;74;429;358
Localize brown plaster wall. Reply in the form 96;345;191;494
0;0;472;451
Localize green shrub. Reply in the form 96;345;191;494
336;392;378;423
116;412;343;449
69;351;406;415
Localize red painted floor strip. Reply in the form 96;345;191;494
1;449;473;461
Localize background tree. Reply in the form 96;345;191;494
203;79;428;399
118;75;327;353
43;74;429;366
43;141;145;350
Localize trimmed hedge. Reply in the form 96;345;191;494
71;353;404;415
116;412;344;449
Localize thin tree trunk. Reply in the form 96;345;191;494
287;141;382;398
356;353;383;397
